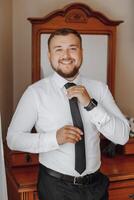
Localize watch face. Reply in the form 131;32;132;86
92;99;98;106
84;98;98;111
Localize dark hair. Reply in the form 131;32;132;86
48;28;82;50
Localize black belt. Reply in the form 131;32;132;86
39;164;100;185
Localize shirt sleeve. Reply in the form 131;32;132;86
6;86;59;153
85;84;130;145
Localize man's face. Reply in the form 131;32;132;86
48;33;83;79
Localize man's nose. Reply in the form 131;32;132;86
62;49;70;58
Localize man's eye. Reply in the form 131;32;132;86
70;47;77;51
55;49;62;52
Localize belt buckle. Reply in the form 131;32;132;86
73;177;82;185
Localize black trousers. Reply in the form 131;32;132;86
37;165;109;200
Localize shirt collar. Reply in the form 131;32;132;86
52;72;81;89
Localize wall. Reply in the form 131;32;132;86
0;115;8;200
12;0;134;117
0;0;13;138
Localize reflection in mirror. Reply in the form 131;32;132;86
41;34;108;83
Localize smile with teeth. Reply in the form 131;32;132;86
59;59;74;65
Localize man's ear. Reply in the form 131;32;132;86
48;51;50;61
81;47;83;58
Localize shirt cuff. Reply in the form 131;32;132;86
84;104;110;127
38;131;60;152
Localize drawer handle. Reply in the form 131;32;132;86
25;153;32;163
129;194;134;199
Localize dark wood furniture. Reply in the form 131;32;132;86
102;155;134;200
5;3;134;200
6;155;134;200
123;138;134;155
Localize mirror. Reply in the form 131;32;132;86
41;34;108;83
28;3;123;96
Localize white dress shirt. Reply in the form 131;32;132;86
7;72;129;176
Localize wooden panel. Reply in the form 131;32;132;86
123;138;134;155
10;153;38;167
4;143;38;167
33;192;39;200
109;179;134;200
101;155;134;182
6;169;21;200
109;187;134;200
20;191;36;200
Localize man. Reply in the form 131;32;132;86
7;28;129;200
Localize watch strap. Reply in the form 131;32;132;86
84;98;98;111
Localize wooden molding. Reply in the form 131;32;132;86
28;3;123;26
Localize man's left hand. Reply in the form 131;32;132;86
66;85;91;106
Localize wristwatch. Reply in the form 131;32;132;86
84;98;98;111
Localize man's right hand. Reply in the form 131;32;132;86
56;125;83;144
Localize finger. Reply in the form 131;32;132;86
67;86;86;98
64;125;82;134
67;138;77;143
66;132;81;142
67;85;85;93
64;128;82;140
65;125;83;135
69;131;82;141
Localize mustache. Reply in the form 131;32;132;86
59;58;74;62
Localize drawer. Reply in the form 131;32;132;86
10;152;39;167
109;187;134;200
123;138;134;155
109;179;134;200
4;143;39;167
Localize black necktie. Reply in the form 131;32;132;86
64;82;86;174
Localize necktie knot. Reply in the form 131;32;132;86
64;82;76;89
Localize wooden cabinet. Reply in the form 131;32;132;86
101;155;134;199
4;144;38;167
6;166;38;200
123;138;134;155
6;154;134;200
109;182;134;200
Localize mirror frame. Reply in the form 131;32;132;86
28;3;123;96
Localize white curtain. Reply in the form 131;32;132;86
0;114;8;200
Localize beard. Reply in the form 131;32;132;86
53;66;80;78
50;59;82;79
